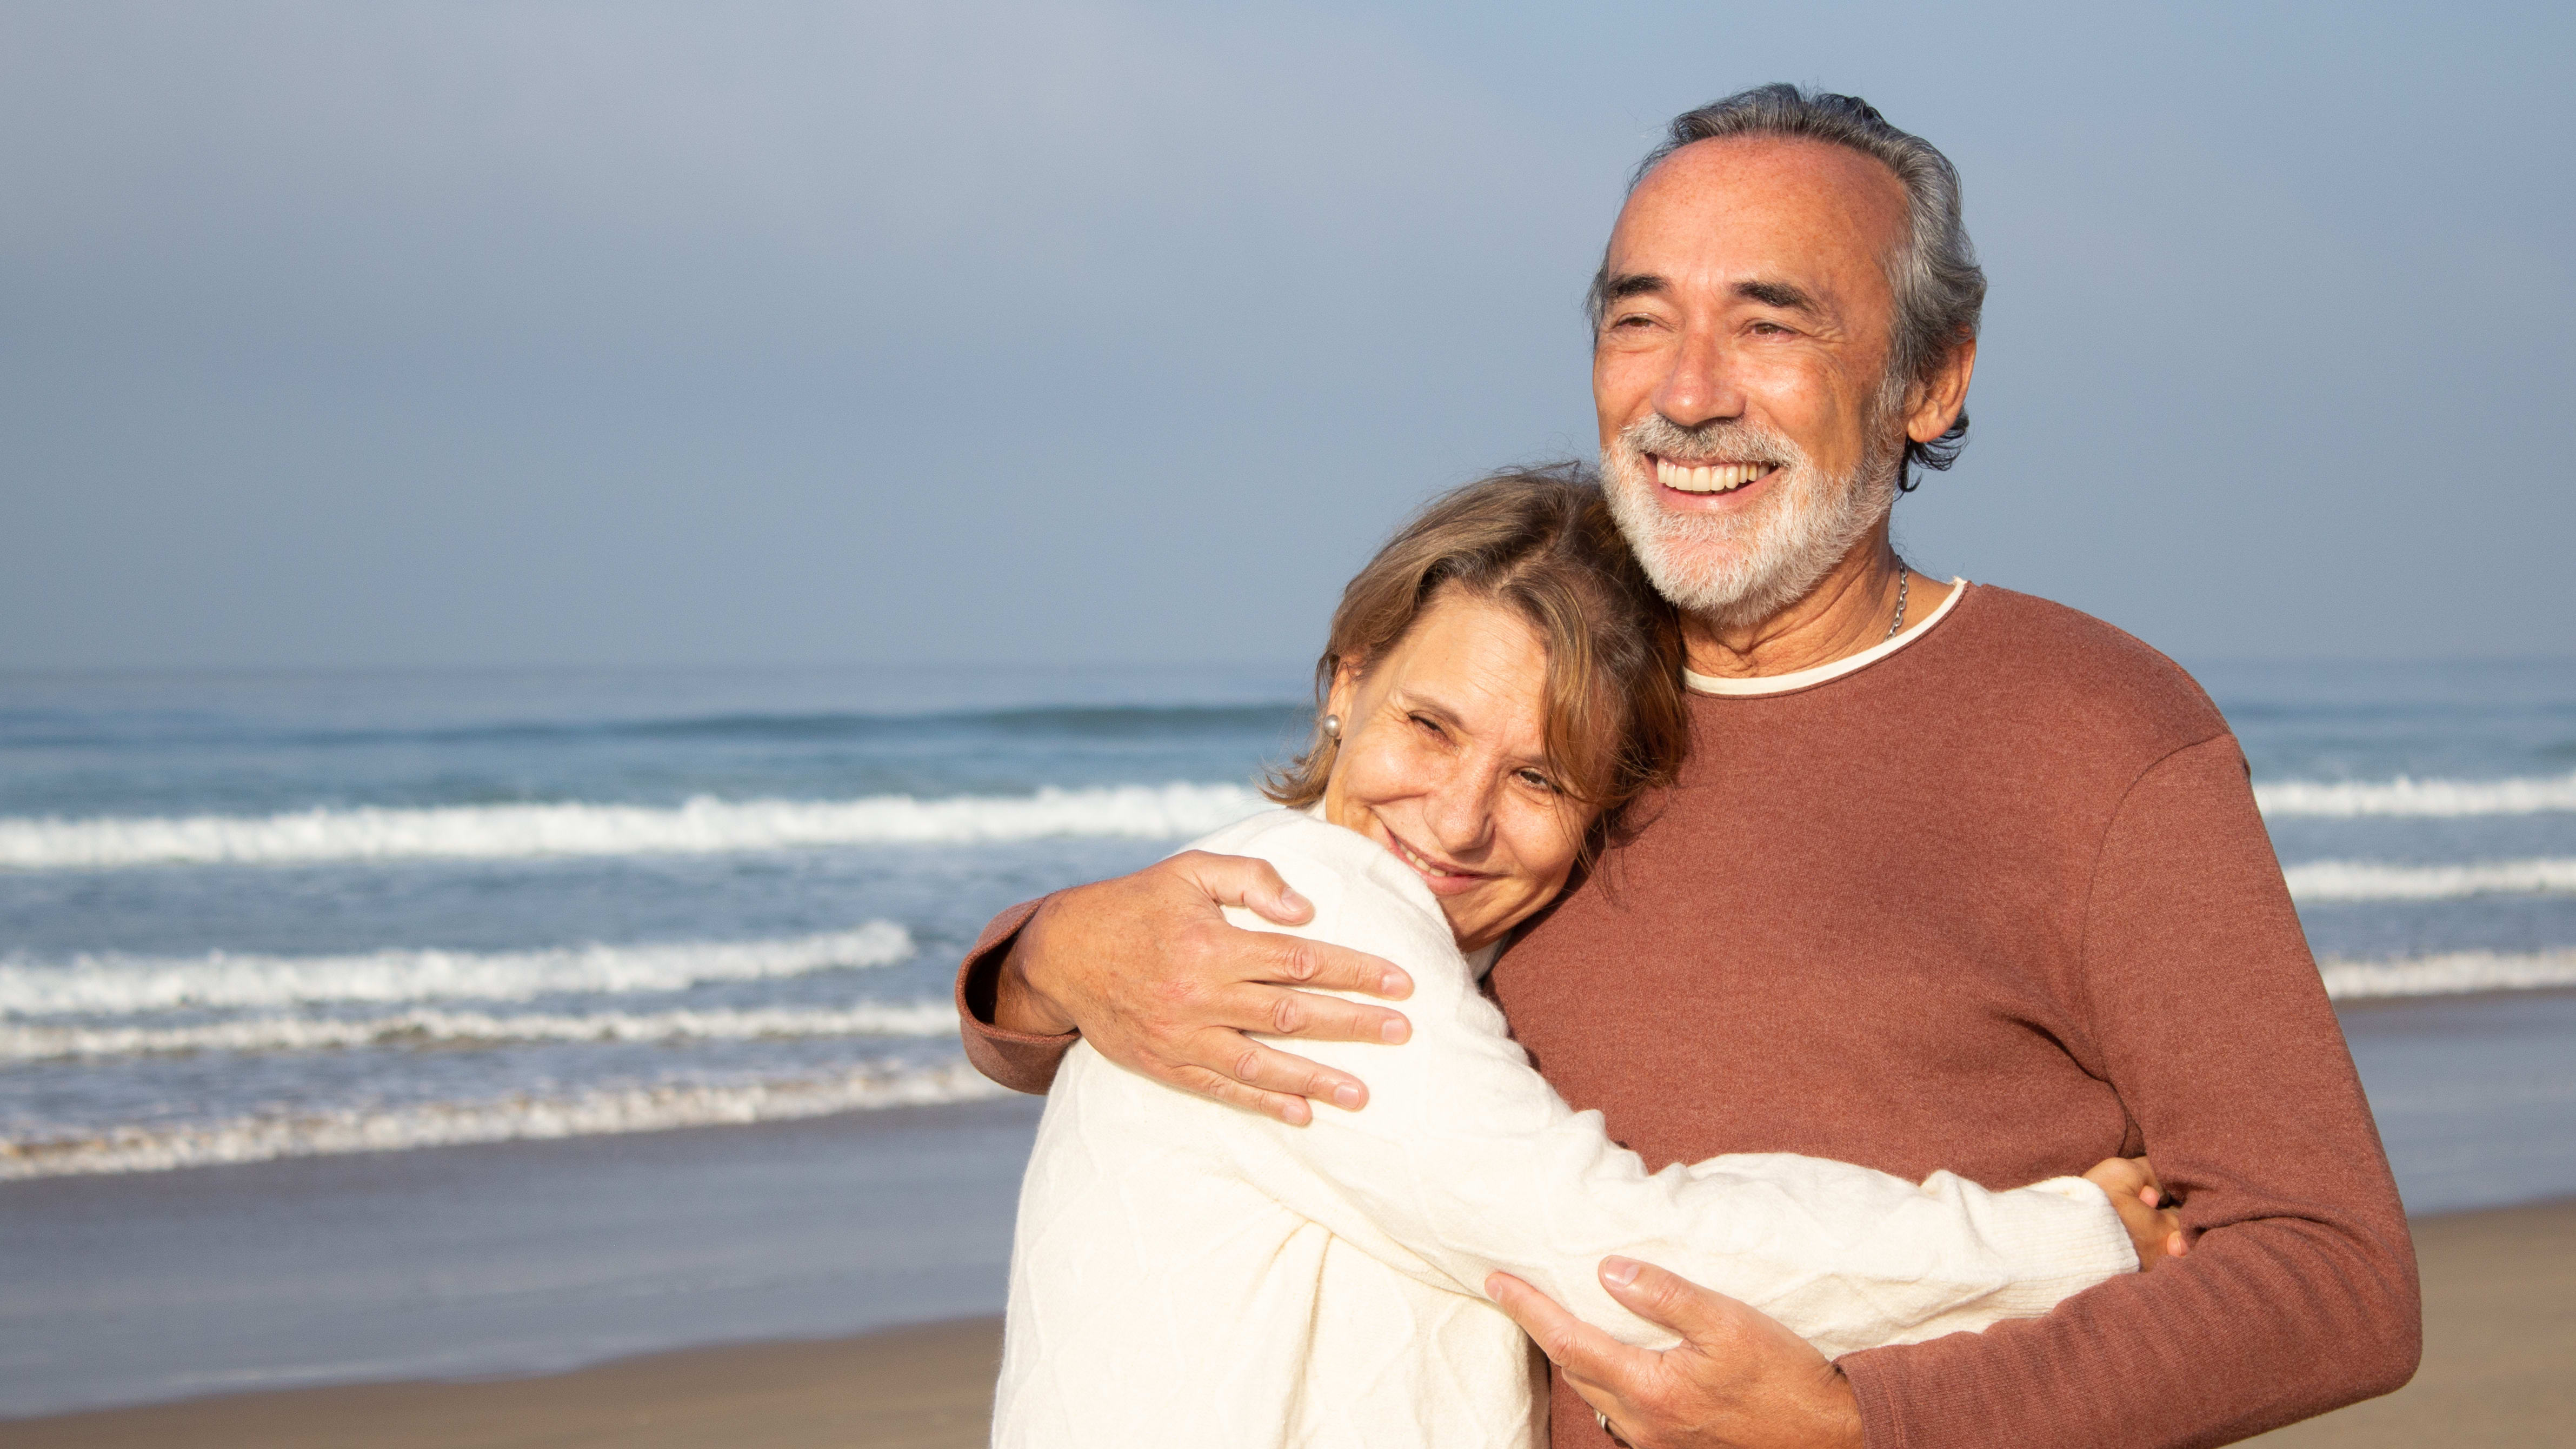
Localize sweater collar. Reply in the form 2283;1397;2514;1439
1683;578;1969;697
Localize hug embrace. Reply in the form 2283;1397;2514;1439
957;86;2419;1448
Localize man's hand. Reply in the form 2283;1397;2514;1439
1486;1259;1862;1449
991;849;1414;1125
2082;1155;2191;1269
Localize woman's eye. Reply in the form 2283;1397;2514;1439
1515;768;1559;793
1410;714;1445;738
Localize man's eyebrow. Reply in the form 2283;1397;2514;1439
1603;272;1667;302
1734;279;1820;313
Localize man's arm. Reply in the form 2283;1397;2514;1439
952;847;1417;1122
1490;736;2418;1448
1831;735;2421;1446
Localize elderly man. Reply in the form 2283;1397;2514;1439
954;85;2418;1447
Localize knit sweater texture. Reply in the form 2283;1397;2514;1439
958;584;2420;1448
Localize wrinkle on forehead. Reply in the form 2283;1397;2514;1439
1384;600;1553;762
1608;135;1909;333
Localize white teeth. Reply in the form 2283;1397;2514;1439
1395;840;1457;877
1654;458;1768;494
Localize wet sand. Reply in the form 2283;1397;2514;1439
12;1197;2569;1447
4;1318;1002;1449
2245;1197;2576;1447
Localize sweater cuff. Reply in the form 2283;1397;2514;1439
954;895;1080;1094
1973;1175;2140;1309
1838;1351;1911;1449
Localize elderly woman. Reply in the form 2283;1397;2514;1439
994;468;2170;1448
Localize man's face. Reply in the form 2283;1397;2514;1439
1593;136;1914;622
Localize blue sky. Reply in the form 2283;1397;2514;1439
3;1;2569;668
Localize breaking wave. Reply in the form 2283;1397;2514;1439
0;1060;1009;1180
0;783;1268;870
0;925;914;1016
0;1000;957;1064
2321;950;2576;1001
2282;858;2576;902
2256;771;2576;817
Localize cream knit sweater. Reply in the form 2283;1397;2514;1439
994;809;2138;1448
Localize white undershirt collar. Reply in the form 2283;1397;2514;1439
1683;577;1969;697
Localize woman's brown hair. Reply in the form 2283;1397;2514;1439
1263;463;1688;842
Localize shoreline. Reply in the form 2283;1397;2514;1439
12;1197;2571;1448
0;1095;1047;1418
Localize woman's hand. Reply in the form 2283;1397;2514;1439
991;849;1416;1125
2084;1155;2189;1270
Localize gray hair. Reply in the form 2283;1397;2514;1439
1588;84;1983;489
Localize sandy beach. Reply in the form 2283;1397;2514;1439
13;1195;2569;1447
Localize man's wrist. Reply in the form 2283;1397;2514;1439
1813;1366;1864;1449
990;926;1079;1038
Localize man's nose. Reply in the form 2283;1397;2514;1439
1649;326;1744;430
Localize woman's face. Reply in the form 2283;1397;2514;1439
1321;587;1602;952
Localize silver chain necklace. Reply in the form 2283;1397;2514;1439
1883;564;1911;641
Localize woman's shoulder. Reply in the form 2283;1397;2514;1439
1183;808;1453;947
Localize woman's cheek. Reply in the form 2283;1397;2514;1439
1348;734;1422;802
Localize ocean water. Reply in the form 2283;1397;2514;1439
1;658;2573;1191
0;664;1303;1180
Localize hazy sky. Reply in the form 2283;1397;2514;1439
3;1;2570;670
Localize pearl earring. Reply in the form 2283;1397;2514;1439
1321;714;1341;740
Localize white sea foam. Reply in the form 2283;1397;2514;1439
2320;950;2576;1001
0;783;1269;870
0;1000;958;1063
2282;858;2576;902
0;1060;1009;1180
2257;771;2576;817
0;924;914;1017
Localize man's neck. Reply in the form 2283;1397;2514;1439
1681;528;1949;680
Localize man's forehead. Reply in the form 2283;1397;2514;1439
1606;135;1907;288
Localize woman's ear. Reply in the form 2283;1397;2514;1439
1324;659;1363;725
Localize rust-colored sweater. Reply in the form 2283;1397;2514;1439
956;586;2420;1449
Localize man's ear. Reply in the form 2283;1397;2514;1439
1904;336;1976;445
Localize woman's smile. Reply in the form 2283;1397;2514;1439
1369;817;1497;896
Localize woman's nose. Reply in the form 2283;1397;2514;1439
1422;773;1496;856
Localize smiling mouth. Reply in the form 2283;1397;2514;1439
1653;457;1776;494
1382;829;1486;884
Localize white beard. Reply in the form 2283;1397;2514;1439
1601;414;1901;626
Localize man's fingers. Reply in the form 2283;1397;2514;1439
1167;851;1316;926
1596;1256;1748;1344
1211;1037;1373;1112
1232;979;1412;1048
1483;1272;1655;1390
1248;932;1412;1001
1167;1062;1314;1126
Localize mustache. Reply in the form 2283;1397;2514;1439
1616;414;1801;469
